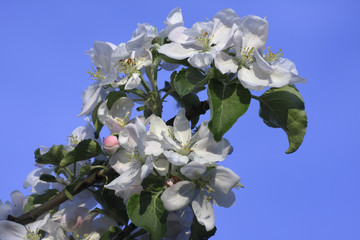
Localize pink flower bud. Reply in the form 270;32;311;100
103;135;119;154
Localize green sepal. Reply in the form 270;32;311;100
39;174;57;183
207;78;251;141
257;85;307;153
127;191;168;240
23;189;59;213
35;145;68;166
59;139;102;167
190;215;217;240
173;67;207;97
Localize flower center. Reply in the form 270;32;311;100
118;58;142;78
25;228;41;240
68;134;82;145
72;233;90;240
126;147;144;164
114;117;127;128
264;47;284;63
235;46;255;68
195;30;213;52
178;139;195;156
88;66;105;80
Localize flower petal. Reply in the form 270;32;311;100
163;150;189;166
161;181;195;211
0;220;26;239
192;193;215;231
78;81;106;117
174;109;191;145
237;66;270;91
97;101;122;133
188;52;214;69
158;42;199;60
212;190;236;208
207;166;240;194
214;52;238;74
180;161;206;180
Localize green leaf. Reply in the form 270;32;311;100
208;78;251;141
106;91;126;109
127;191;168;240
164;81;201;128
91;189;129;226
60;139;102;167
99;226;122;240
35;145;68;166
190;215;217;240
173;67;206;97
92;101;104;138
64;188;74;201
159;53;190;67
64;176;84;201
142;174;164;192
257;85;307;153
23;189;59;213
39;174;57;182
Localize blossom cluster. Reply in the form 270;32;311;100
0;7;306;240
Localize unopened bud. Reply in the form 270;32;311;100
103;135;119;154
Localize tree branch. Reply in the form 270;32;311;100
7;170;105;225
166;100;209;126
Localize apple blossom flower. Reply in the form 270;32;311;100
161;164;240;231
215;15;306;90
0;213;50;240
0;191;25;220
110;43;152;90
105;117;162;197
97;97;134;133
78;41;120;117
147;109;231;166
158;9;239;69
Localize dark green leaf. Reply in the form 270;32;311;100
60;139;102;167
39;174;57;183
91;189;129;226
173;67;206;97
35;145;68;166
64;188;74;201
208;78;251;141
159;53;191;67
257;85;307;153
144;107;153;119
127;191;168;240
190;216;217;240
165;81;201;129
142;174;164;192
23;189;59;213
92;102;104;138
99;226;122;240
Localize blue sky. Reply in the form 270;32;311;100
1;0;359;239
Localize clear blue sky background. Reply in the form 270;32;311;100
1;1;359;239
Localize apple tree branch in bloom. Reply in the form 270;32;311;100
0;7;307;240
